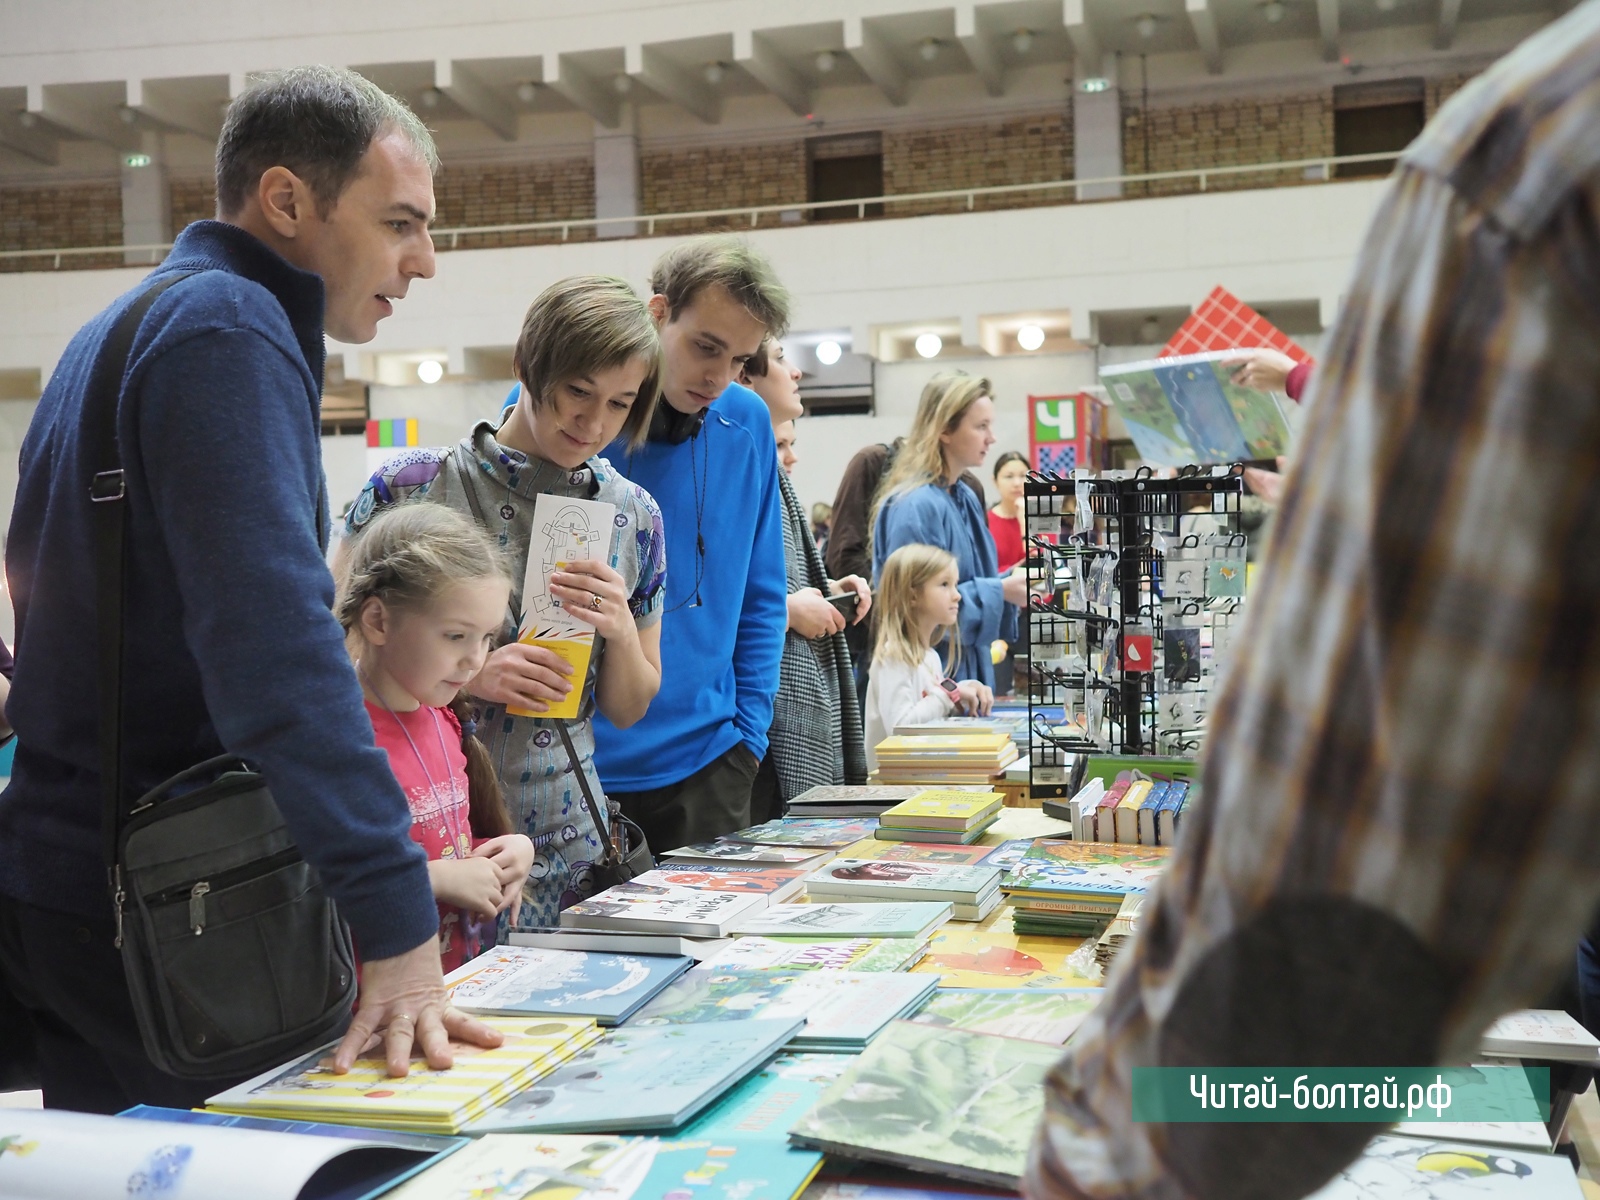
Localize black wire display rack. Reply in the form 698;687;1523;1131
1021;465;1246;797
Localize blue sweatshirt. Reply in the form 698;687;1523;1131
0;221;437;960
593;383;787;790
873;480;1020;687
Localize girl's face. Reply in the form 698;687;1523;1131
996;458;1028;504
774;421;798;474
526;356;651;469
361;577;509;709
939;395;996;474
915;566;961;631
745;341;804;425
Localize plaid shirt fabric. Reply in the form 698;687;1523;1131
1027;11;1600;1200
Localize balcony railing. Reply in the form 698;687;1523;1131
0;150;1403;270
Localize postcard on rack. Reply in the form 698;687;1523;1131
509;492;617;720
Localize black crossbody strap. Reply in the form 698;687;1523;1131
93;272;198;871
446;446;621;865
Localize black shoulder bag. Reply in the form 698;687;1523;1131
446;446;653;890
94;274;357;1079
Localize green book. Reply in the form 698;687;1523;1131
788;1019;1061;1189
909;988;1103;1045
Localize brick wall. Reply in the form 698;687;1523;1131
1426;73;1477;120
641;140;806;234
433;157;595;247
0;182;122;272
170;176;216;232
883;111;1074;216
1123;93;1334;197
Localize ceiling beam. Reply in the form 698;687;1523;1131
28;82;140;151
434;59;517;141
1316;0;1340;62
1185;0;1224;75
0;111;57;165
1062;0;1103;78
735;29;812;117
626;44;720;124
126;78;221;143
1435;0;1463;48
541;52;621;129
844;16;908;106
955;5;1005;98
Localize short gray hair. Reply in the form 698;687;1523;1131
216;66;438;217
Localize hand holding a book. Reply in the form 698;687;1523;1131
332;937;504;1078
550;559;637;644
789;587;847;639
1224;348;1297;393
469;642;574;714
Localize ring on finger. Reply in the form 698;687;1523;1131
590;594;602;610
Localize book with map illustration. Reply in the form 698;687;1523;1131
1100;350;1292;467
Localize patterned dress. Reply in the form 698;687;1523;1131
348;422;667;927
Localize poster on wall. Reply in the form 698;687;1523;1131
1029;393;1104;477
366;417;419;476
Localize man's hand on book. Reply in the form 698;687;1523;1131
332;938;503;1078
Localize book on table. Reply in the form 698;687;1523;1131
785;784;929;818
1391;1062;1552;1153
804;857;1001;907
729;817;882;847
908;987;1105;1045
878;791;1004;831
464;1018;801;1134
443;945;693;1025
872;732;1015;760
1303;1133;1580;1199
508;925;727;961
623;860;809;905
631;967;939;1052
203;1016;603;1134
0;1107;467;1200
788;1019;1061;1189
913;922;1103;989
678;1050;854;1140
730;901;953;941
1481;1009;1600;1063
661;840;837;867
1002;839;1171;902
951;890;1003;922
842;837;999;866
872;817;999;845
559;882;768;937
697;935;929;973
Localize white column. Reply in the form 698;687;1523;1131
593;107;639;240
121;131;170;265
1073;56;1122;202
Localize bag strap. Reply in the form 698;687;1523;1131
93;271;198;872
446;447;621;866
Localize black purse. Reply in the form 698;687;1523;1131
93;275;357;1080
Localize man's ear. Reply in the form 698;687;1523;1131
358;595;391;645
256;165;314;240
646;294;670;326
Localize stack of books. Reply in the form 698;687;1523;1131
625;861;809;906
443;946;693;1025
728;817;881;847
803;857;1003;922
1002;840;1170;937
205;1016;604;1134
732;901;952;942
785;784;927;819
1092;894;1145;970
660;840;837;868
560;882;767;937
893;711;1029;755
698;935;929;973
871;732;1018;785
1481;1010;1600;1063
875;790;1004;844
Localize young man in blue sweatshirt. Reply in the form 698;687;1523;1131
0;68;499;1110
594;238;790;851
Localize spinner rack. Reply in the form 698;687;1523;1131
1022;465;1246;798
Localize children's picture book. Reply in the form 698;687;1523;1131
628;861;808;905
205;1016;603;1133
731;902;953;941
908;988;1103;1045
839;838;998;867
384;1133;655;1200
1;1107;466;1200
1099;350;1293;467
662;841;836;867
912;923;1101;989
444;946;693;1025
510;493;617;720
804;858;1001;905
679;1052;854;1141
560;883;768;937
632;968;939;1052
632;1135;825;1200
697;935;927;974
731;818;882;847
1481;1010;1600;1063
1391;1064;1552;1153
1302;1134;1581;1199
878;792;1004;830
892;714;1028;739
789;1020;1061;1189
786;785;929;817
508;926;728;961
872;818;999;845
1002;839;1171;898
979;838;1038;873
465;1019;801;1134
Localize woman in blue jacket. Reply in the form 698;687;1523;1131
871;372;1025;687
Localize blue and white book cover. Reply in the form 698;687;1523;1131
444;945;693;1025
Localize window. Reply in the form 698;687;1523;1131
1333;80;1425;179
808;133;884;221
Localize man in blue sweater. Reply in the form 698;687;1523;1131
0;67;498;1111
594;238;790;851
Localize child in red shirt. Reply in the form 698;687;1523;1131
337;503;535;972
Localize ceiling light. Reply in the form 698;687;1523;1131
1012;28;1035;55
914;333;943;359
703;61;725;85
815;50;837;73
123;152;153;168
1079;76;1111;94
1017;324;1046;351
816;340;843;366
1262;0;1286;22
919;38;942;63
1137;14;1158;38
613;74;633;94
516;80;538;103
417;360;444;384
419;86;441;109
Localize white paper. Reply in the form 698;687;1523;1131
520;494;617;636
386;1133;655;1200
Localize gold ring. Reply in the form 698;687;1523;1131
590;594;602;610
